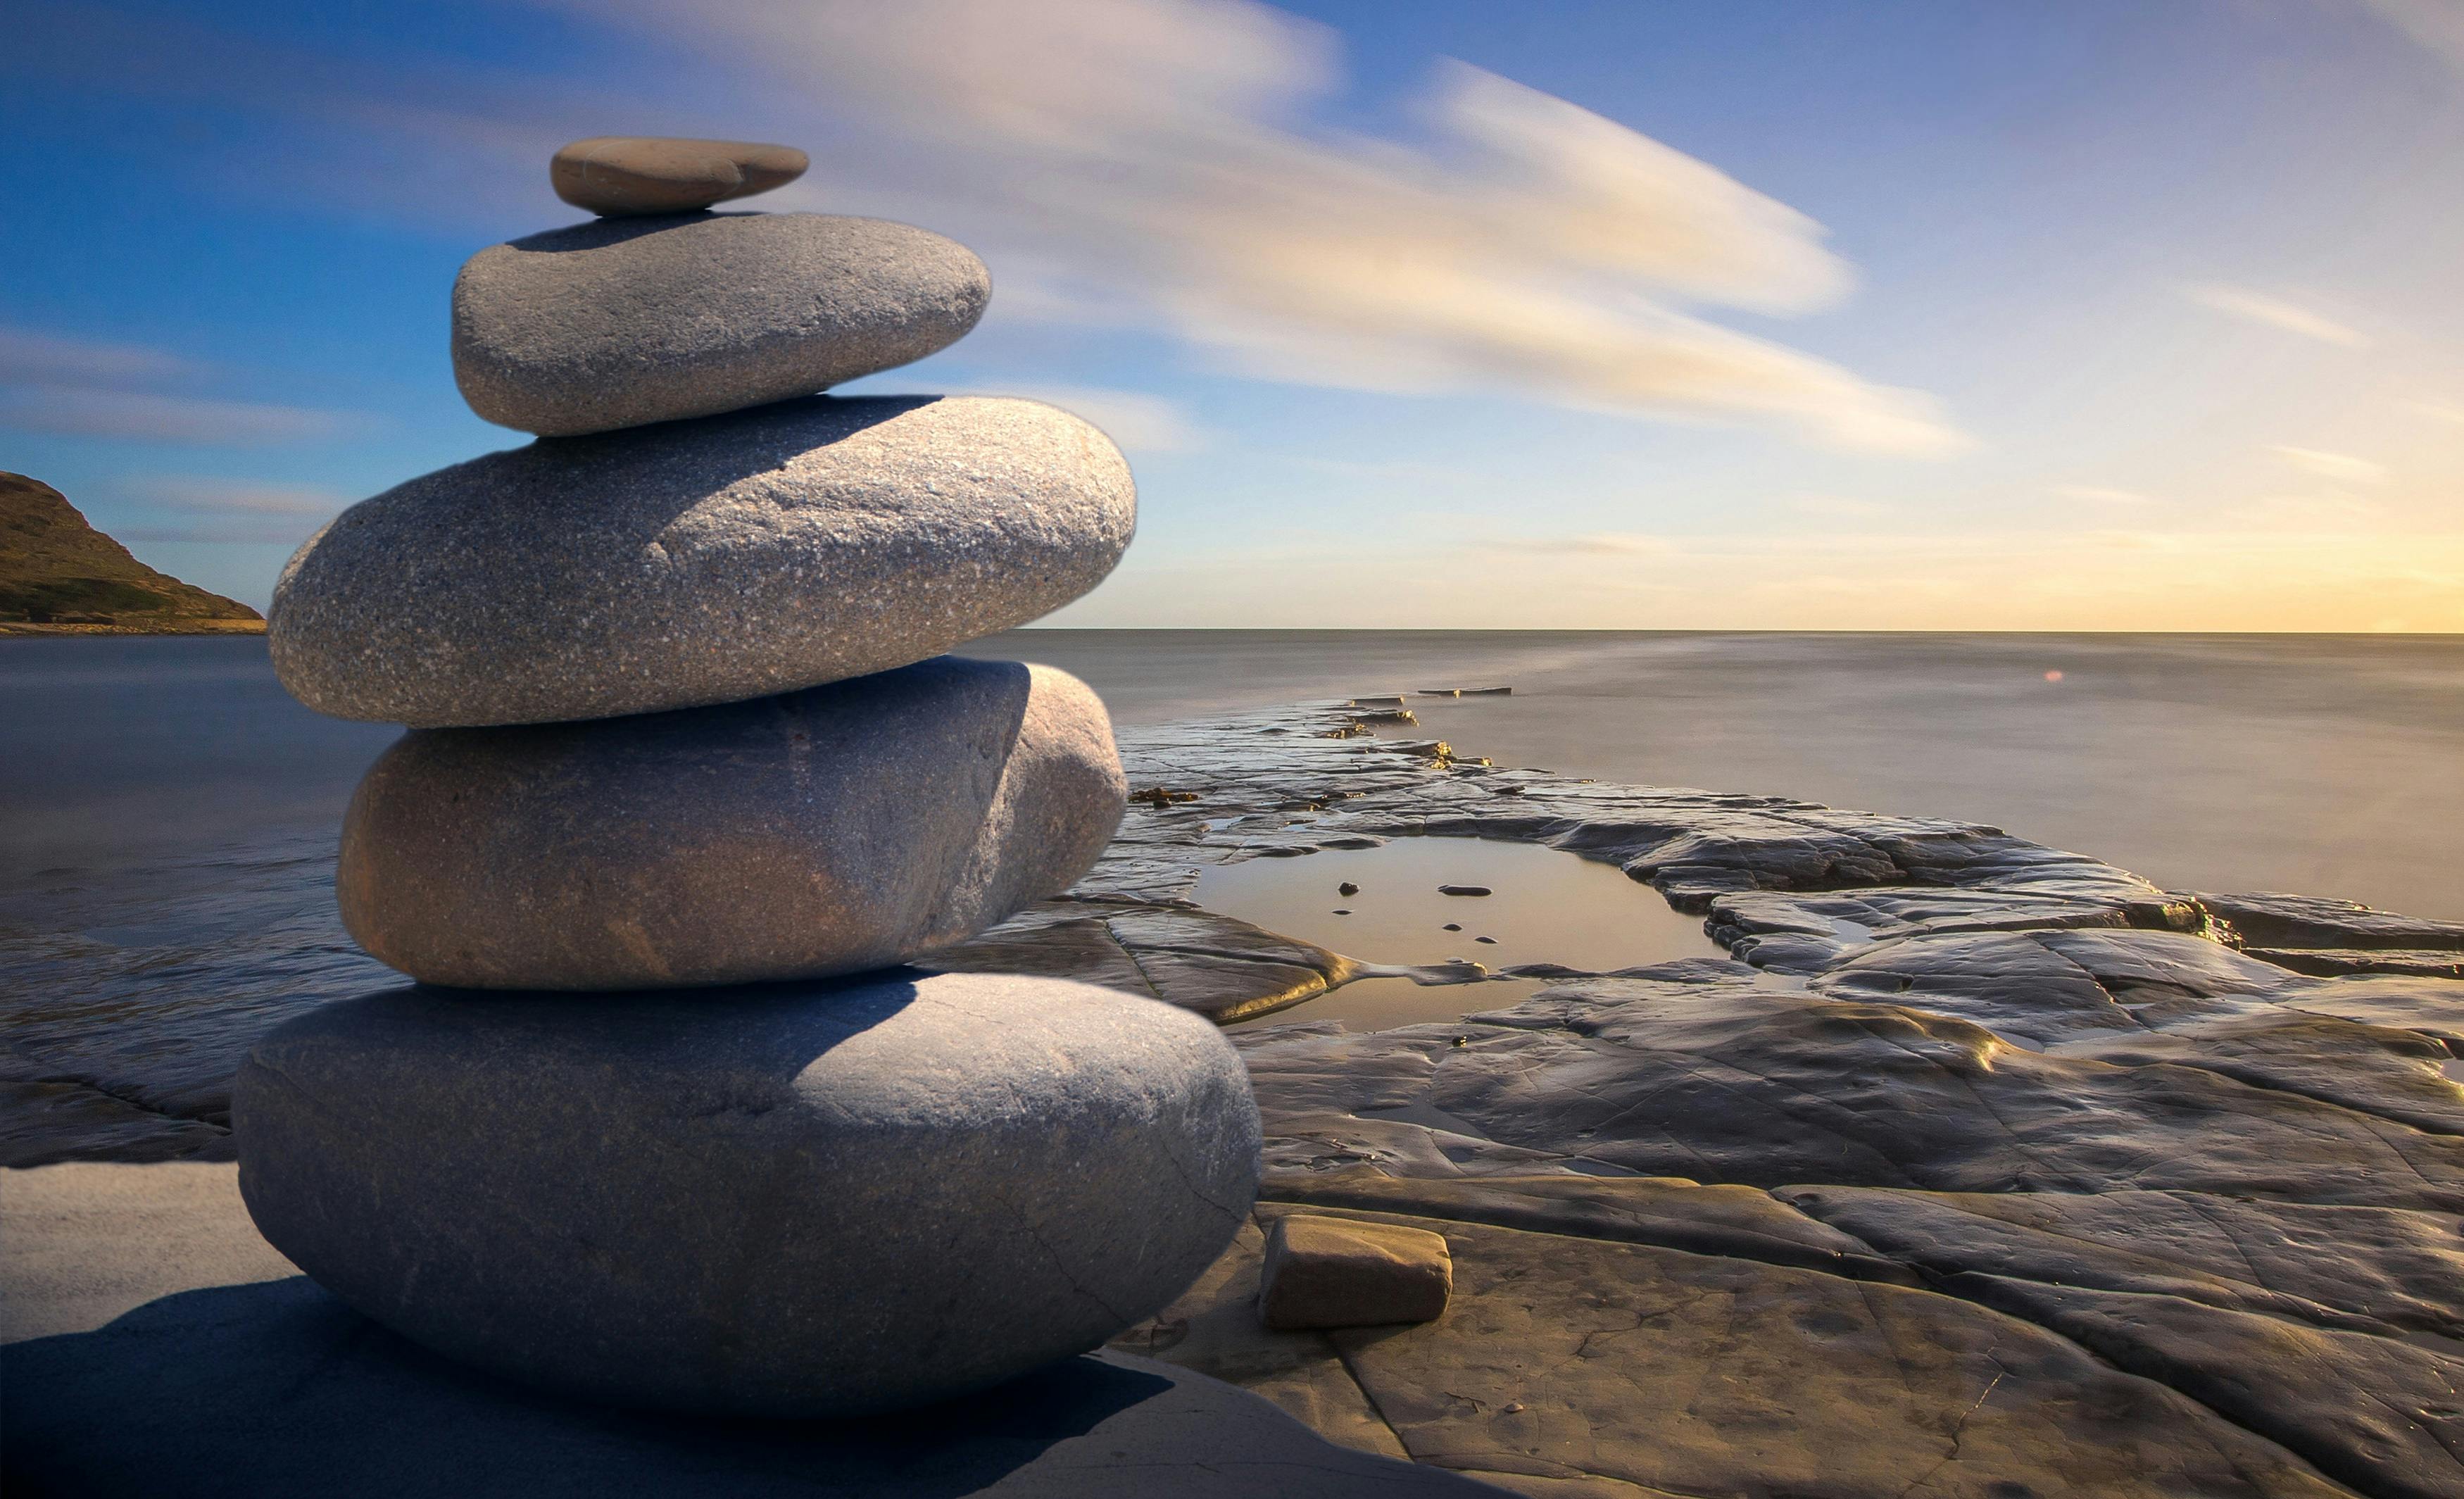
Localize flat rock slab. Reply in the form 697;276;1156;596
1;1165;1496;1498
550;136;807;216
1237;963;2464;1211
1781;1185;2464;1342
1119;1203;2351;1497
338;658;1123;990
234;971;1259;1417
270;396;1133;727
454;212;987;434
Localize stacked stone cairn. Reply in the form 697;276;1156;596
234;137;1261;1419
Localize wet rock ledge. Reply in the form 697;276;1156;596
936;698;2464;1499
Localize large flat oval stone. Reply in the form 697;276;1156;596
551;136;807;217
269;396;1133;727
453;212;989;434
231;972;1263;1417
337;657;1126;991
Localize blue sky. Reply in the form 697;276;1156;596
6;0;2461;627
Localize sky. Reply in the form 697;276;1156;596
4;0;2461;629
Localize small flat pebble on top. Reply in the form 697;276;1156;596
551;136;807;216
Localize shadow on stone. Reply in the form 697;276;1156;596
4;1277;1490;1497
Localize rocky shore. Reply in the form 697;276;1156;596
8;691;2463;1495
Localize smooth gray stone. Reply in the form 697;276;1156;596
337;657;1124;991
270;396;1134;727
230;971;1265;1419
453;212;989;435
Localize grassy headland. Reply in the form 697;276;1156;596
0;472;266;636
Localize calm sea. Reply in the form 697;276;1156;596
4;629;2460;934
6;630;2461;916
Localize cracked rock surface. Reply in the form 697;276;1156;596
1048;701;2463;1499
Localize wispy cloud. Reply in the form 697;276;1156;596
0;327;191;385
124;476;350;515
0;387;355;446
2182;284;2372;347
112;522;333;545
2405;399;2464;425
2268;444;2387;483
914;382;1212;453
1787;494;1897;520
0;325;367;447
1495;532;1673;556
2356;0;2464;79
704;0;1967;454
2049;484;2153;506
88;0;1959;455
2228;493;2391;529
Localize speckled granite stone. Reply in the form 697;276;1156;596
453;212;988;435
269;395;1134;727
549;136;806;217
337;657;1125;991
230;971;1262;1417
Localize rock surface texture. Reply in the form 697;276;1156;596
453;213;989;434
270;395;1133;727
233;973;1260;1417
550;136;807;216
339;658;1124;989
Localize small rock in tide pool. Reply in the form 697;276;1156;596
1259;1215;1451;1331
1475;936;1497;944
1443;922;1462;932
1439;884;1492;897
1338;882;1360;896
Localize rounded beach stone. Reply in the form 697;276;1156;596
550;135;807;217
269;395;1133;727
232;971;1263;1417
453;212;989;435
337;656;1126;991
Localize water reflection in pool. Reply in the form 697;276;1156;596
1193;835;1721;1030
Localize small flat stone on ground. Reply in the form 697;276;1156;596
551;135;807;215
1260;1215;1452;1330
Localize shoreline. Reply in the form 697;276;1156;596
0;619;267;638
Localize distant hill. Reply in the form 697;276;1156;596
0;472;265;634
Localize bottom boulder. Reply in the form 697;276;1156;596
232;970;1261;1417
